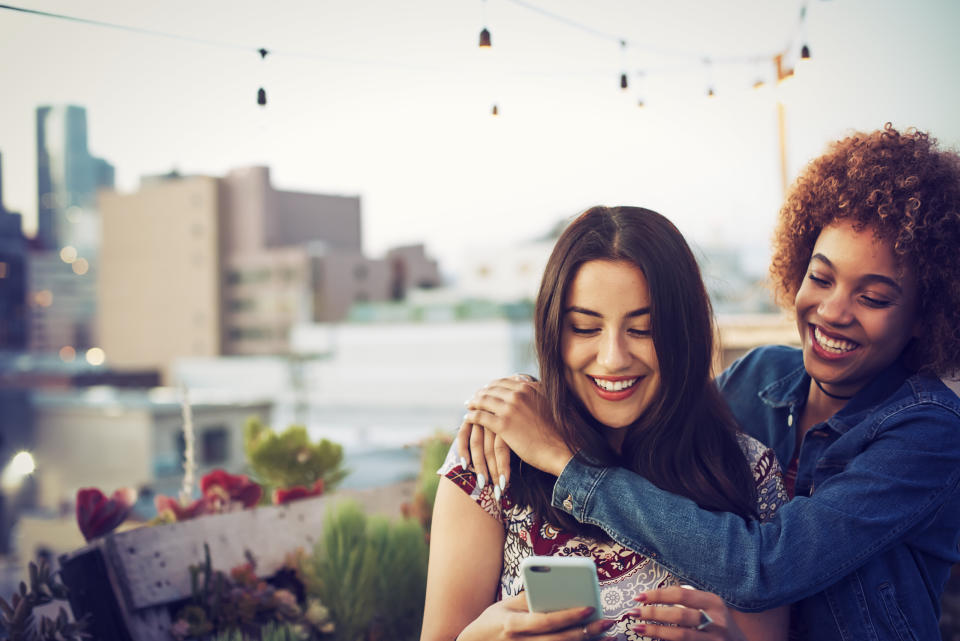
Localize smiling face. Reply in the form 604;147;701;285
795;219;921;398
561;260;661;434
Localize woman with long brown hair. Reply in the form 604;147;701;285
421;206;788;641
460;125;960;641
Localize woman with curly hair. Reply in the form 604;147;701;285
459;124;960;640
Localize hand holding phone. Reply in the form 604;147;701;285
520;556;603;623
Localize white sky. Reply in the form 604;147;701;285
1;0;959;278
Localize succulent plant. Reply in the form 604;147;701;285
0;560;89;641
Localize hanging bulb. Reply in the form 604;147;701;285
752;79;765;90
257;48;269;107
491;104;499;116
620;73;628;90
800;44;811;59
637;99;645;108
479;28;492;48
707;87;716;98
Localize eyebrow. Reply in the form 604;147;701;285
810;253;903;293
565;306;651;318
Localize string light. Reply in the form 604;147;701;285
479;0;491;48
257;47;268;107
0;1;816;110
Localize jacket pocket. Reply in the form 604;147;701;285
878;582;918;641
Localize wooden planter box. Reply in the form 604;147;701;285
59;494;330;641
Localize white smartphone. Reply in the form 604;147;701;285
520;556;603;622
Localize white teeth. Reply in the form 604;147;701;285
592;377;638;392
814;327;858;354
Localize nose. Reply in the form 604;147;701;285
817;289;854;327
597;331;632;371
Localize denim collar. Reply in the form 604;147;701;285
757;350;912;436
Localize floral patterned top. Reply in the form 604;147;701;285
438;434;788;641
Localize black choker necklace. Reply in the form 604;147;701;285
815;379;854;400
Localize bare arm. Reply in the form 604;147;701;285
421;477;505;641
422;476;615;641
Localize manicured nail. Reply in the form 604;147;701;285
459;457;467;470
462;412;470;422
494;485;502;501
580;606;595;618
631;624;646;634
633;593;647;602
498;474;506;491
598;620;615;631
477;473;486;490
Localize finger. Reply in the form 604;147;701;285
484;427;500;500
456;419;473;469
468;422;489;491
630;621;704;640
630;604;703;629
494;434;512;490
636;585;716;609
503;606;598;636
471;385;514;415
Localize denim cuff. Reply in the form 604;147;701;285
551;450;609;522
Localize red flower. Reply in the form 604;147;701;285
272;479;325;505
154;494;207;522
200;469;262;511
76;487;137;542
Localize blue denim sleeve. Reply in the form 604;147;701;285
551;404;960;611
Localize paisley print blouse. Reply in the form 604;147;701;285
438;434;788;641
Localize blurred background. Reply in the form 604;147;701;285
0;0;958;593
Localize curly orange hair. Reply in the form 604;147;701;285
770;123;960;375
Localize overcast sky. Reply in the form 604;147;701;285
1;0;958;277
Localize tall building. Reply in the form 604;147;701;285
30;106;114;355
0;151;28;351
35;105;114;254
99;167;440;379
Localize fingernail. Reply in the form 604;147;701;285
598;620;615;631
631;624;646;634
633;593;647;602
459;457;467;470
680;584;695;590
462;412;470;422
499;474;506;491
476;473;486;490
580;606;595;618
494;485;502;501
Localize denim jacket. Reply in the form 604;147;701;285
552;345;960;641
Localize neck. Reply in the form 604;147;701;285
806;380;850;422
814;378;854;400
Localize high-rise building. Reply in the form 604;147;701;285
0;151;28;351
30;106;114;355
98;166;440;380
35;105;114;254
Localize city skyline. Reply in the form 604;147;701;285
2;0;959;277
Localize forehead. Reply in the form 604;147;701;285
813;221;902;275
565;260;650;309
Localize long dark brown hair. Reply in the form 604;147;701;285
510;206;757;538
